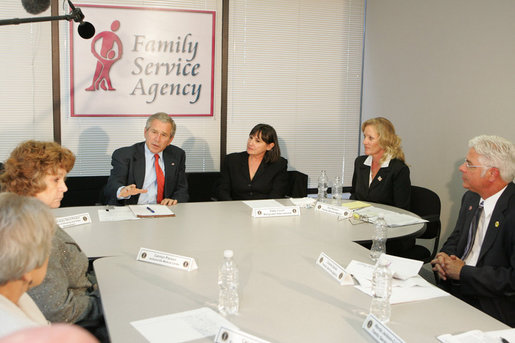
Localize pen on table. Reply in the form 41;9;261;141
146;206;155;213
500;337;509;343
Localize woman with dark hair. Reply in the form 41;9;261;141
216;124;288;200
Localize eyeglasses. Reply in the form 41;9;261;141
464;160;486;169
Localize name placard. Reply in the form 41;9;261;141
252;206;300;218
136;247;198;271
215;326;271;343
56;213;92;228
315;203;352;217
316;252;353;285
362;314;405;343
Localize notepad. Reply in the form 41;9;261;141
129;205;175;218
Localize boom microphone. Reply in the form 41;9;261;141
78;21;95;39
21;0;50;15
68;0;95;39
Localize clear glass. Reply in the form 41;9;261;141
317;170;328;201
332;176;343;204
370;214;387;262
370;257;392;323
218;250;239;315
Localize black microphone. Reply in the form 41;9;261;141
78;21;95;39
67;1;95;39
21;0;50;15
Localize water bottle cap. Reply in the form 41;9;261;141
224;250;234;258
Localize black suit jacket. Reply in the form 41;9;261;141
104;142;189;205
350;155;411;210
216;152;288;201
440;182;515;327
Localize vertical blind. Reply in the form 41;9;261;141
227;0;365;188
1;0;365;186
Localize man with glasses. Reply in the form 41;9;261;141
432;135;515;327
104;112;189;205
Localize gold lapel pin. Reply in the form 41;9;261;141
378;176;382;182
495;221;500;228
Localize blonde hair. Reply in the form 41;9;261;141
362;117;405;163
0;193;56;285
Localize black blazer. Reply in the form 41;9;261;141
350;155;411;210
216;152;288;201
104;142;189;205
440;182;515;327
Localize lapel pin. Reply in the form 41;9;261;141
171;162;175;166
495;221;500;228
378;176;382;182
468;206;473;211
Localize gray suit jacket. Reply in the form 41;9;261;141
440;182;515;327
104;142;189;205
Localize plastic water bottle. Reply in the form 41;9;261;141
218;250;239;315
370;214;387;262
332;176;343;204
370;256;392;323
317;170;328;201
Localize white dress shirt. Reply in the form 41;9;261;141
464;185;507;266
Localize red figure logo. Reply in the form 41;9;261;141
86;20;123;91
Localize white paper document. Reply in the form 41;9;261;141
129;204;175;218
437;328;515;343
130;307;238;343
289;197;316;208
98;206;139;222
346;258;449;304
354;206;428;227
243;199;283;209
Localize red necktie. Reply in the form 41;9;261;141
154;154;164;203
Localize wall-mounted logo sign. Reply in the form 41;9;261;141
70;4;216;117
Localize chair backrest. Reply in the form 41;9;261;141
409;185;442;261
187;172;221;202
286;170;308;198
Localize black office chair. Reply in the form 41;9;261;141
397;185;442;264
285;170;308;198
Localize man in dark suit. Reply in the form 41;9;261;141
104;112;189;205
432;135;515;327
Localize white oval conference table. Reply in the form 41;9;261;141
53;200;509;343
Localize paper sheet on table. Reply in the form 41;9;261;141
354;206;428;227
383;254;424;280
289;197;316;208
243;199;283;209
437;328;515;343
130;307;238;343
98;207;139;222
129;204;175;218
346;259;449;304
344;201;371;210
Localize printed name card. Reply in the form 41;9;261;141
56;213;92;228
362;314;406;343
315;202;352;217
137;248;198;271
215;326;271;343
251;206;300;218
316;252;354;285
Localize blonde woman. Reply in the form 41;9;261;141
350;117;411;210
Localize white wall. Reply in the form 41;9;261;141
362;0;515;244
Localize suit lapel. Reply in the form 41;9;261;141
477;183;514;264
134;143;146;188
163;147;175;196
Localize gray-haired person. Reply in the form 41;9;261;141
0;193;56;337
